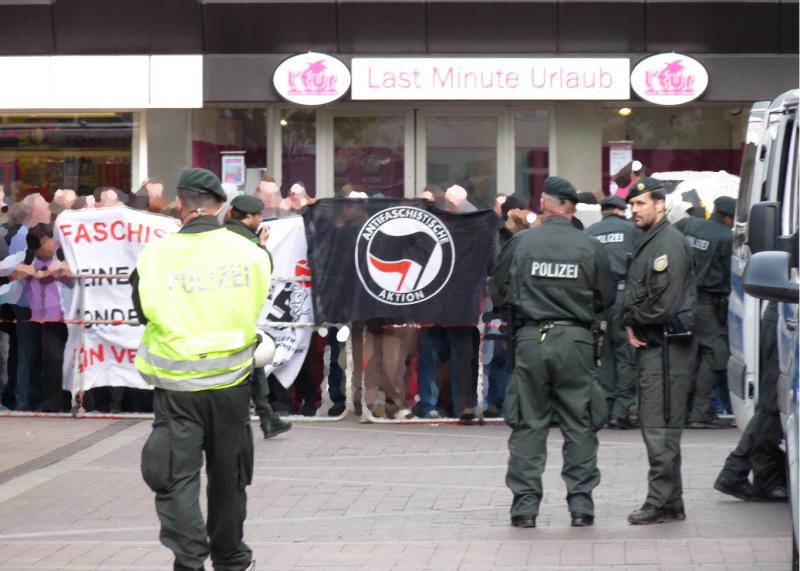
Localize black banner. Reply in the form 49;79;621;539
303;198;497;325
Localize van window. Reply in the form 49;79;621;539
781;119;798;236
736;117;765;224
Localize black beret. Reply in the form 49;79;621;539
601;196;627;211
543;176;579;203
231;194;265;215
625;177;664;203
177;168;226;201
713;196;736;217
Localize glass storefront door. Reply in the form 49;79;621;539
421;114;500;209
272;106;548;203
333;115;407;198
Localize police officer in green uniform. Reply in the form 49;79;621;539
623;178;696;525
585;195;641;428
494;177;616;528
674;196;735;428
225;194;292;440
133;168;270;571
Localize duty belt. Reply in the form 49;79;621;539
521;319;591;329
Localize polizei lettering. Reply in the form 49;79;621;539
686;235;710;251
530;261;580;279
595;232;624;244
166;263;252;293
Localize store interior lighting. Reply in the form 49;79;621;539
618;107;632;117
279;118;288;127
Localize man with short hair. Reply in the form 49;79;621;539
133;168;269;571
494;176;616;528
674;196;735;428
585;196;641;428
225;194;292;440
623;178;696;525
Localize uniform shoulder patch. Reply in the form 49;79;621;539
653;255;668;272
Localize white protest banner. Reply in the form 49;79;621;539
55;206;179;392
259;216;313;388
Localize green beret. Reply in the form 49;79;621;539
177;168;226;201
600;196;627;211
713;196;736;217
231;194;265;215
543;176;579;203
625;177;664;203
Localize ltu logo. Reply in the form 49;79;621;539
355;207;454;306
288;61;337;96
644;59;695;96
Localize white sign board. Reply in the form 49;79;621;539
273;52;351;106
56;207;180;392
630;53;708;106
351;58;630;100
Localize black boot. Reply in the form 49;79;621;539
261;413;292;439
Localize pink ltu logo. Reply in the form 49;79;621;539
644;60;696;96
287;60;338;97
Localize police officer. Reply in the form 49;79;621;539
585;195;641;428
225;194;293;440
494;176;616;528
623;178;696;525
674;196;735;428
133;168;270;571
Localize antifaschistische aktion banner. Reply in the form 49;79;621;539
303;198;497;325
56;206;179;392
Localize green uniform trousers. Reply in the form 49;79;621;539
504;325;600;517
635;337;694;509
687;301;728;423
141;383;254;571
598;292;637;420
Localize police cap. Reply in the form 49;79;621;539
713;196;736;217
600;195;627;211
543;176;579;203
177;168;226;201
625;177;664;203
231;194;264;215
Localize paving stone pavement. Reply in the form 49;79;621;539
0;416;792;570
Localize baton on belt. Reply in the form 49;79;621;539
661;328;693;424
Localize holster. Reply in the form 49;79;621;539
591;320;607;366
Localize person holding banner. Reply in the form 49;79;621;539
494;176;616;529
225;193;292;439
133;168;270;571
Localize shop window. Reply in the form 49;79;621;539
281;109;316;197
0;113;133;201
334;116;404;198
601;106;748;194
514;110;549;208
191;108;267;186
426;116;497;209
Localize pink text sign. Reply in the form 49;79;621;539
273;52;351;106
630;53;708;106
351;58;630;100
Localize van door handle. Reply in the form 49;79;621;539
786;318;797;331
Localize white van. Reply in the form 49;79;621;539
728;90;798;429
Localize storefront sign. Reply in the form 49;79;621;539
630;53;708;106
221;153;246;186
351;58;630;100
273;52;351;106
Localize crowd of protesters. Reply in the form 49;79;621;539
0;172;734;423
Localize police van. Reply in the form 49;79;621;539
730;88;798;556
728;89;798;427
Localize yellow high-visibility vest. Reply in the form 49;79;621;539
134;228;271;391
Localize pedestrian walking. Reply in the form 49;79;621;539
585;195;641;428
622;177;696;525
674;196;735;428
133;168;271;571
494;176;616;528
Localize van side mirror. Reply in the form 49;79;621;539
743;251;799;303
747;202;780;254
